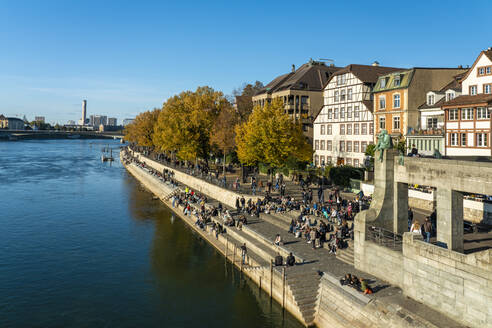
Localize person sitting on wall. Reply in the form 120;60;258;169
349;275;361;291
274;253;283;266
274;234;283;246
286;252;295;266
340;273;352;286
360;278;373;295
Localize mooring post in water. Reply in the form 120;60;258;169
225;237;228;259
233;244;236;266
270;260;273;300
282;267;286;309
259;276;262;292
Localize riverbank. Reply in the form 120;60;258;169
122;149;465;328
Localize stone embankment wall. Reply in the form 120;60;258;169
402;234;492;328
132;151;259;209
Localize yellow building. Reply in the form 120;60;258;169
0;115;8;129
373;68;467;141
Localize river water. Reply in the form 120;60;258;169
0;139;303;328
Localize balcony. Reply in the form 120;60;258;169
408;128;444;136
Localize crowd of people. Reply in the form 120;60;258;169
340;273;373;295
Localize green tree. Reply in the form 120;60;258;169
235;98;312;171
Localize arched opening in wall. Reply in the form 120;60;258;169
462;192;492;254
407;184;437;243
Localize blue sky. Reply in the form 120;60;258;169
0;0;490;124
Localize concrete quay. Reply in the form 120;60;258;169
122;149;465;328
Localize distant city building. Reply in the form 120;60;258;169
67;120;76;125
90;115;107;127
252;60;341;141
123;118;135;126
107;117;117;126
35;116;45;123
442;48;492;158
79;100;87;126
0;116;25;130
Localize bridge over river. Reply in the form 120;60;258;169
0;130;124;140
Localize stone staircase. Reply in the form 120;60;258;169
285;268;322;326
336;239;354;266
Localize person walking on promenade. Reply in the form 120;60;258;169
408;207;414;231
423;217;432;243
236;197;240;212
286;252;295;266
240;243;247;265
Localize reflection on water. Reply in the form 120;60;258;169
0;139;303;328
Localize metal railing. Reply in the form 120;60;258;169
365;225;403;251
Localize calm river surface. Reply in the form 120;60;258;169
0;139;303;328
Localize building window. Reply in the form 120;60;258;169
380;78;387;88
461;108;473;120
448;109;458;121
393;75;401;87
446;92;454;101
393;94;401;108
340;107;345;119
354;159;359;167
347;141;352;152
314;155;319;166
393;116;400;131
339;141;345;152
354;141;359;152
450;133;458;146
347;124;352;135
427;117;438;129
327;140;332;151
320;125;325;135
337;75;346;86
315;140;319;150
369;123;374;135
346;158;352;165
341;90;346;102
477;107;491;119
361;123;367;135
477;133;488;147
328;109;332;119
327;124;332;135
334;108;339;119
354;106;360;118
461;133;467;147
427;94;435;105
320;140;325;150
319;155;325;166
354;123;359;135
347;88;353;100
334;91;339;102
361;141;367;153
484;84;492;94
340;124;345;135
379;117;386;129
479;67;485;76
379;96;386;110
488;67;492;75
347;106;352;118
470;85;478;95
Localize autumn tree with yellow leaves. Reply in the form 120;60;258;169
124;109;160;147
152;86;230;162
210;101;238;176
235;98;312;171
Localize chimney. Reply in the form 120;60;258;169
372;61;380;67
458;65;463;69
292;64;296;72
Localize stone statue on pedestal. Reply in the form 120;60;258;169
375;130;393;162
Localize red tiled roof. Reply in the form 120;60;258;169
442;94;492;107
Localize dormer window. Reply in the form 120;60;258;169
427;94;435;105
479;67;485;75
380;78;387;88
446;92;455;101
393;75;401;87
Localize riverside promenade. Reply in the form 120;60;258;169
121;148;464;328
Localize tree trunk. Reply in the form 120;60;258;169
223;151;226;177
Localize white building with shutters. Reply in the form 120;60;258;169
313;63;401;167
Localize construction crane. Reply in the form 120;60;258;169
319;58;335;65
